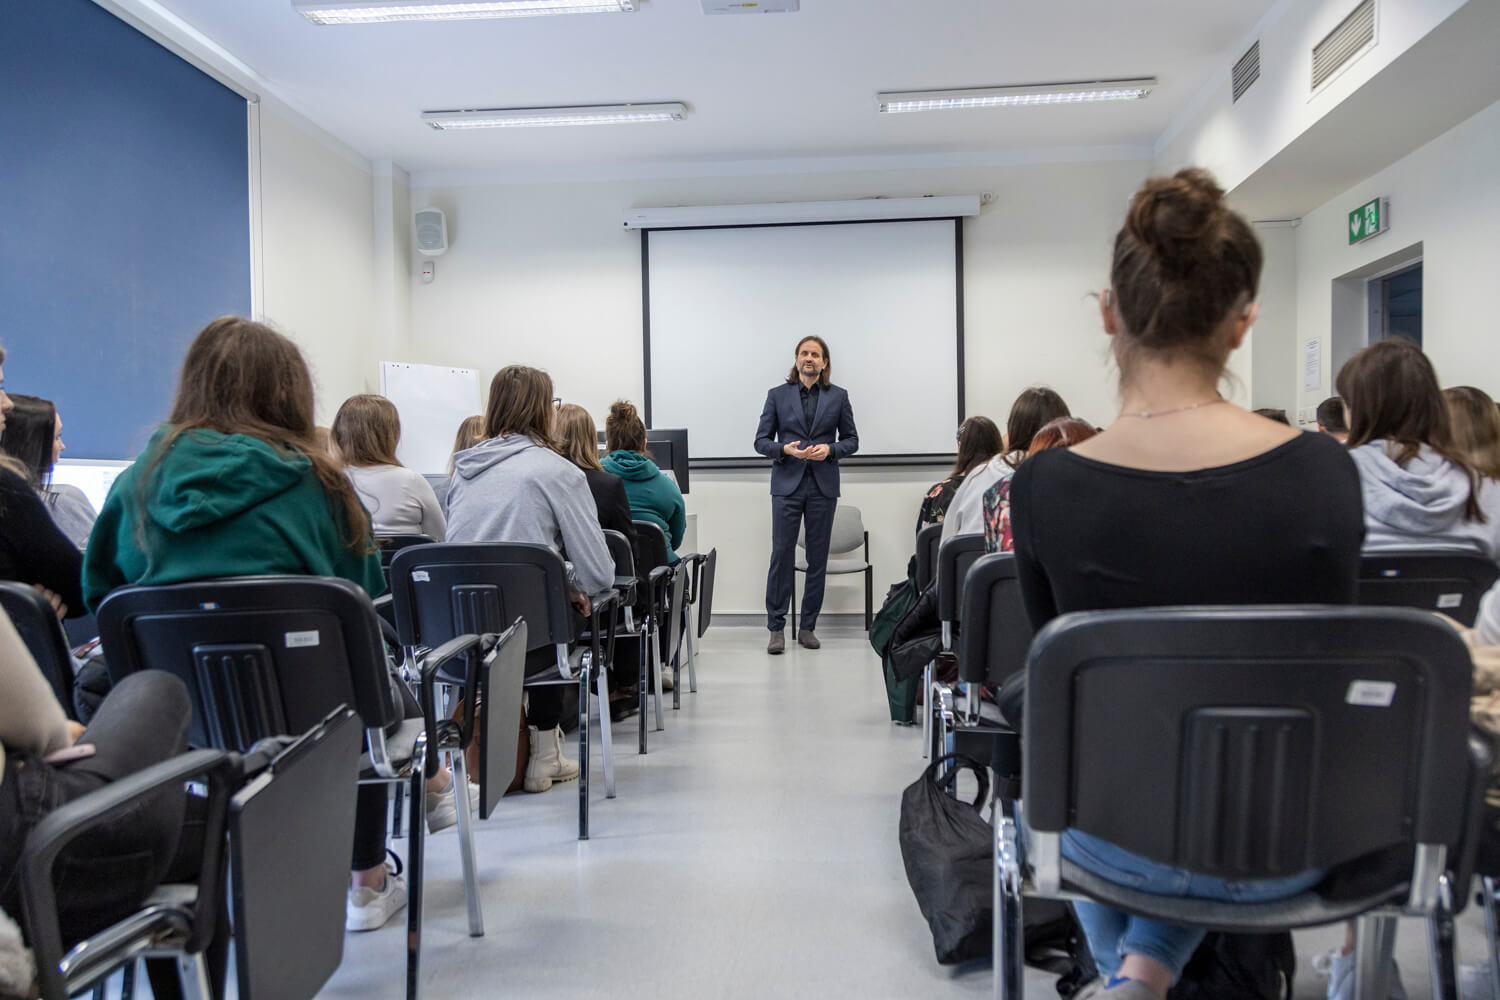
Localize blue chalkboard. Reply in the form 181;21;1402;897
0;0;250;459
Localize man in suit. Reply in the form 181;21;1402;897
754;336;859;654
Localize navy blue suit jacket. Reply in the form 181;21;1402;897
753;381;859;497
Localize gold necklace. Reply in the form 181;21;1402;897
1118;396;1227;420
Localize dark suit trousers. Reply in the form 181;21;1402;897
766;474;837;632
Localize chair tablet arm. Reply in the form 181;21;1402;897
417;631;501;765
21;749;236;998
372;594;400;648
678;553;705;602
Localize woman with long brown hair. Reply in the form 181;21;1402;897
82;317;468;934
917;415;1002;533
1339;341;1500;557
940;387;1070;543
1445;385;1500;482
446;366;615;791
331;393;446;539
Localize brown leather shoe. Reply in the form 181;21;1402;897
797;629;820;649
767;631;785;655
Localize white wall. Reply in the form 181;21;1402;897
1293;95;1500;414
406;158;1152;614
1249;222;1300;419
256;104;379;425
1154;0;1467;190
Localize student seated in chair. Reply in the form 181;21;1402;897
0;394;96;550
940;386;1069;543
1007;169;1363;999
82;317;469;934
331;393;446;540
445;366;615;793
0;610;215;999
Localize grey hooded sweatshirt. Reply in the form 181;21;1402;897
446;434;615;597
1350;440;1500;558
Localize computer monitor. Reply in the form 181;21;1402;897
644;428;689;495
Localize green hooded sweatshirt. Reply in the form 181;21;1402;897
83;428;385;612
600;450;686;559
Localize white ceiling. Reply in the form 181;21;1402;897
149;0;1279;174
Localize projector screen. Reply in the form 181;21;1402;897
643;219;963;462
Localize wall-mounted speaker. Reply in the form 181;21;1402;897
414;208;448;256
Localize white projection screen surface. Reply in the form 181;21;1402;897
644;219;962;461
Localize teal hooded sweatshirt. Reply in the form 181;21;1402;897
83;428;386;612
601;450;686;559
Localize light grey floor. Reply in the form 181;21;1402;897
314;626;1497;1000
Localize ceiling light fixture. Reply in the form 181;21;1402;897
294;0;635;25
877;78;1157;113
422;103;687;129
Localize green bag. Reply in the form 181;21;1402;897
871;565;921;723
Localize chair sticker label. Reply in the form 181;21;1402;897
412;570;430;582
1346;680;1396;707
1436;593;1462;609
285;630;321;648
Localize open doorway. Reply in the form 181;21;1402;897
1370;262;1423;346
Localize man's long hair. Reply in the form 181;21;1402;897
784;335;832;388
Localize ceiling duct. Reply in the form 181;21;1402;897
1232;40;1261;103
1312;0;1376;91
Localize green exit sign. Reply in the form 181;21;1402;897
1348;197;1388;244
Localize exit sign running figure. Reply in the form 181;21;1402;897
1348;198;1389;244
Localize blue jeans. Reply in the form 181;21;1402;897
1062;829;1323;982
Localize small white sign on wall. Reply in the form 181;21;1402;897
1303;339;1322;391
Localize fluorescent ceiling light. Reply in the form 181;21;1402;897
295;0;634;24
878;78;1156;113
423;103;686;129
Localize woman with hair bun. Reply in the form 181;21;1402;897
1008;170;1362;999
602;400;686;561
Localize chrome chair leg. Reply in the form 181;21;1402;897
994;809;1025;1000
1427;873;1458;1000
921;662;933;758
577;671;590;841
596;661;616;799
638;630;649;755
175;952;211;1000
684;613;699;694
1481;876;1500;1000
651;629;665;733
1355;913;1399;1000
450;749;483;937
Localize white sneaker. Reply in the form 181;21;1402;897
425;775;480;834
1314;947;1407;1000
346;869;408;932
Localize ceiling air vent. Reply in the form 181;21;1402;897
1232;40;1261;102
1312;0;1375;91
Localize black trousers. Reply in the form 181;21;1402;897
765;476;837;632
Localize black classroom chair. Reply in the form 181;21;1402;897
0;579;77;718
994;605;1490;1000
915;522;942;593
923;533;986;760
387;542;619;840
96;576;504;999
635;520;689;713
1359;548;1499;627
603;528;658;754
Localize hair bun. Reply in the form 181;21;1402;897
1124;168;1226;278
610;400;638;423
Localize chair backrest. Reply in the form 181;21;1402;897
0;580;76;715
603;529;635;580
695;548;717;639
1023;605;1474;879
936;533;988;623
796;504;866;556
633;519;672;573
375;534;435;571
955;553;1032;686
1359;549;1500;627
388;541;572;653
915;523;943;591
96;576;399;750
230;708;361;1000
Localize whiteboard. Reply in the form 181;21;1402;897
379;362;482;475
645;219;961;461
